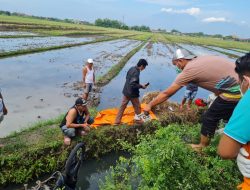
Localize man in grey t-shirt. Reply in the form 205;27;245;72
144;49;240;151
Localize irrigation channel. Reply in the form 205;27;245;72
6;151;130;190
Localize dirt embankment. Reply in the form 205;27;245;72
142;91;205;125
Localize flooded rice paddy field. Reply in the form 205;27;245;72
0;36;102;53
0;39;141;137
206;46;246;57
0;31;39;36
0;38;242;137
98;42;211;110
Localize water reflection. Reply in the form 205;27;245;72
77;152;130;190
0;36;102;53
0;39;141;137
98;43;211;110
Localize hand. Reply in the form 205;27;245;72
237;147;250;178
143;104;151;115
83;83;86;88
3;107;7;115
83;124;90;132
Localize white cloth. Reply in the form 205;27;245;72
85;67;94;83
237;147;250;178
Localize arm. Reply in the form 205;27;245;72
217;134;241;159
0;92;7;115
93;70;96;84
84;108;90;124
144;83;182;112
66;109;85;128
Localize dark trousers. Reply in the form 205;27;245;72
115;95;141;124
201;96;238;137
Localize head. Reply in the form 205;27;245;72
137;59;148;71
74;98;87;112
86;58;93;68
172;49;196;70
235;53;250;94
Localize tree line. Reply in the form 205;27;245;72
95;18;151;32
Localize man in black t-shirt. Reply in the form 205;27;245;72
60;98;94;145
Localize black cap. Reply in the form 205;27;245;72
75;98;87;106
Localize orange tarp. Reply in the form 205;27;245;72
91;104;157;128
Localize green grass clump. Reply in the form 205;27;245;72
100;124;241;190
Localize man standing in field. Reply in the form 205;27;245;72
114;59;149;125
82;58;95;100
144;49;241;150
180;83;198;110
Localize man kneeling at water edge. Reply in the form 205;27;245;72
60;98;94;145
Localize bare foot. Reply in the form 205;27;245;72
179;105;183;111
0;144;4;148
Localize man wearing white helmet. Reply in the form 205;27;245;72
82;58;95;100
144;49;241;150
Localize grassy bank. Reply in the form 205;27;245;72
0;15;149;40
0;105;202;187
96;39;149;86
164;33;250;52
0;36;117;59
100;124;241;190
1;15;249;53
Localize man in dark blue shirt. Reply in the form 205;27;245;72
115;59;148;125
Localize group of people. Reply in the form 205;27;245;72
60;58;95;145
1;48;250;188
141;49;250;188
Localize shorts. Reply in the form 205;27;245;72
61;117;94;138
184;90;197;100
201;96;238;137
84;83;93;94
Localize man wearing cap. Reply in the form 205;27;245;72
144;49;240;150
114;59;149;125
82;58;95;100
60;98;94;145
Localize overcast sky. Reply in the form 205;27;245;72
1;0;250;38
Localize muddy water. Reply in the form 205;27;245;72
180;43;240;62
0;39;141;137
98;42;210;110
0;36;103;53
0;31;38;36
76;152;130;190
206;46;245;57
179;43;229;58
